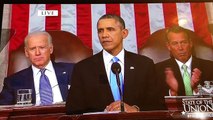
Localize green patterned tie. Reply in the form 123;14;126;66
182;64;193;95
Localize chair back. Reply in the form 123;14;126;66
7;30;93;76
139;29;213;63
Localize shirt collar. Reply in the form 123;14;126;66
175;56;192;69
103;49;124;64
32;61;53;75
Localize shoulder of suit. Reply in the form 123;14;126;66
125;51;154;63
53;62;74;66
75;51;102;65
52;62;75;72
155;58;172;66
193;56;213;62
193;57;213;66
5;67;32;80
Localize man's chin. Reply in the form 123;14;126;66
178;57;188;63
103;47;113;52
33;63;45;68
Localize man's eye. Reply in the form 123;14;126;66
108;28;114;31
182;41;189;44
171;42;178;46
29;48;35;51
98;30;103;33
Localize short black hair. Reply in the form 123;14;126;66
97;14;125;29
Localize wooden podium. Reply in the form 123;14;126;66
0;104;183;120
59;111;175;120
1;99;213;120
0;104;65;120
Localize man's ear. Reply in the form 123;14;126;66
50;45;54;54
166;42;171;51
122;29;129;39
189;38;193;48
24;47;29;58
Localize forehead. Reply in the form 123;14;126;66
98;18;121;28
28;34;48;41
27;34;48;45
167;32;188;41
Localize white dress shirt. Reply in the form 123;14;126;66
32;61;63;105
103;49;125;84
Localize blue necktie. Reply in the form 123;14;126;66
110;57;123;101
39;69;53;105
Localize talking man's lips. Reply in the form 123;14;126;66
102;41;112;44
102;40;111;43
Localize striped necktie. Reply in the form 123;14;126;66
39;69;53;105
110;57;123;101
182;64;193;95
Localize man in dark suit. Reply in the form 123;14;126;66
0;31;74;105
66;14;159;115
155;26;213;108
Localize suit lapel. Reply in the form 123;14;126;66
123;51;135;100
191;57;200;70
26;67;36;104
53;63;68;101
191;57;203;84
94;51;115;103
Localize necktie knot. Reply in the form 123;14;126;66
182;64;187;71
112;57;119;63
40;69;46;75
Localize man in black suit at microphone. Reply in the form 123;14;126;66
66;14;159;115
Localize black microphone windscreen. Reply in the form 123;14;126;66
111;62;121;74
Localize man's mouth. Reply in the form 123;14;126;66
179;53;186;56
102;40;112;44
34;57;43;61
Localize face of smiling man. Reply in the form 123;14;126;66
24;33;53;69
97;18;128;56
166;31;193;63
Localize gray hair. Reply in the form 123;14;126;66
165;25;190;42
24;31;52;47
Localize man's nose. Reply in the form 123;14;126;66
177;43;183;50
102;30;108;37
35;48;41;55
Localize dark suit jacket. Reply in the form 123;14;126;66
155;56;213;109
66;50;159;115
0;62;74;105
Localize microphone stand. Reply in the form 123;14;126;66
115;72;125;112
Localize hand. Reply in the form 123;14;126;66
191;68;202;91
165;67;178;96
105;101;139;112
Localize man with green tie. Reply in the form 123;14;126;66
155;25;213;108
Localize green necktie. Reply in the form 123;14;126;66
182;64;193;95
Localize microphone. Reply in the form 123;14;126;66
111;62;124;112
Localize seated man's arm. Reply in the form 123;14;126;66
165;67;178;96
0;77;14;105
